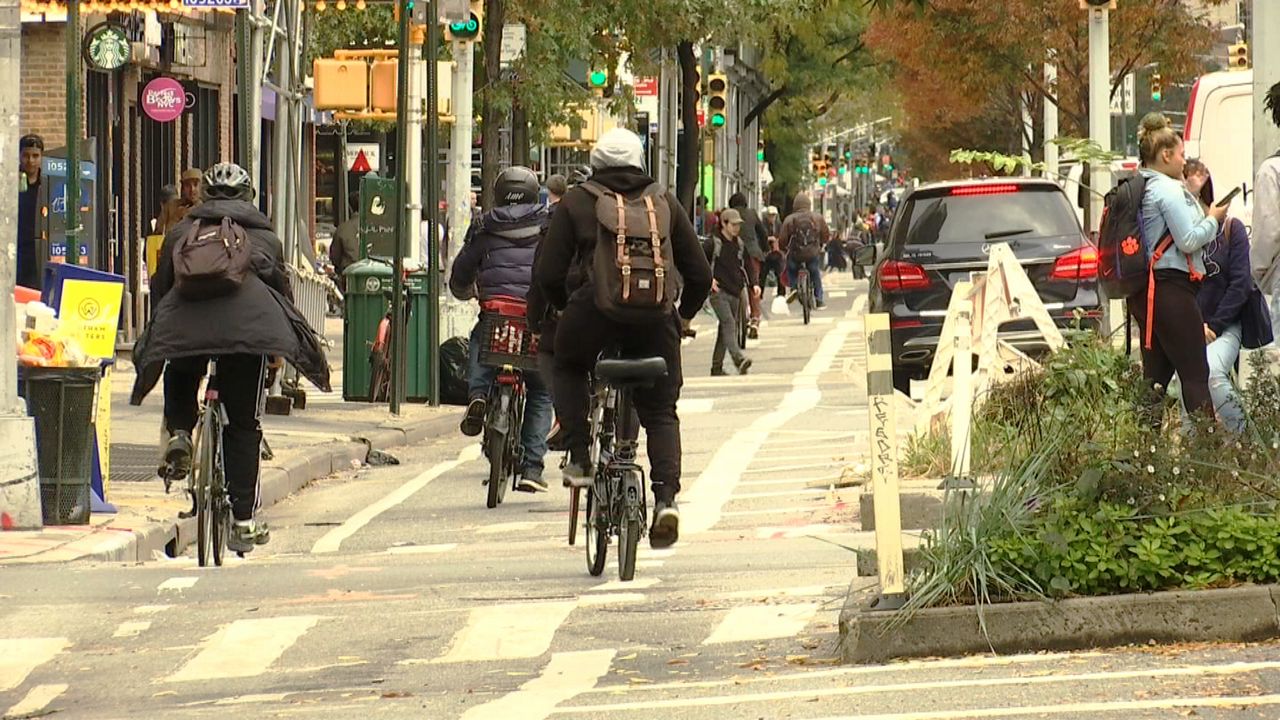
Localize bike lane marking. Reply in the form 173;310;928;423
434;601;579;663
0;638;69;692
167;615;322;682
459;649;616;720
311;443;481;554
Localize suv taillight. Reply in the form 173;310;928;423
1050;246;1099;281
879;260;931;292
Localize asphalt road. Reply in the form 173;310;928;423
4;272;1280;719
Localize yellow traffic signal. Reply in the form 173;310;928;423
1150;73;1162;103
370;59;398;112
707;73;728;129
313;59;368;111
1228;42;1249;71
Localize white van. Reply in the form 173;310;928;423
1183;70;1253;230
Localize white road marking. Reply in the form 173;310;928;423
436;601;578;663
312;444;481;553
461;650;615;720
158;577;199;592
636;560;664;569
702;603;820;645
590;577;661;592
385;543;458;555
0;638;69;691
681;319;856;536
827;290;849;298
4;683;68;717
743;461;847;474
805;695;1280;720
677;398;715;414
555;659;1280;714
577;593;647;606
853;294;868;314
167;616;322;682
113;621;152;638
134;604;173;614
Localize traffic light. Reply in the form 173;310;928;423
444;0;482;42
587;66;609;95
707;73;728;129
1228;43;1249;71
1149;73;1162;103
757;142;765;162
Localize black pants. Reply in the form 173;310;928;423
763;253;788;296
164;354;267;521
553;297;684;502
1127;271;1213;420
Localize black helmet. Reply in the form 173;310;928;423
202;162;254;201
494;166;539;206
569;164;593;185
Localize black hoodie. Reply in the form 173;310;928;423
534;166;712;320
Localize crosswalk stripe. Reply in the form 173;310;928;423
167;616;322;682
702;603;821;645
436;602;578;663
0;638;69;692
158;577;199;592
461;649;616;720
4;683;69;717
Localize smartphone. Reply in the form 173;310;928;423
1217;186;1242;207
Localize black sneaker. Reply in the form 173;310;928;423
650;499;680;549
227;519;269;554
815;300;827;309
459;398;486;437
561;450;593;488
710;367;728;377
516;467;549;493
735;357;753;375
163;431;193;480
747;324;759;340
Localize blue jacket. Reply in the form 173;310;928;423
1140;169;1218;276
1197;218;1251;335
449;203;548;301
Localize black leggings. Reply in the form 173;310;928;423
1127;270;1213;420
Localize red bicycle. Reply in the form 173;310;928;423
368;260;411;403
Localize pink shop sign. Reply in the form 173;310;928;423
142;77;186;123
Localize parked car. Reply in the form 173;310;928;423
862;178;1102;394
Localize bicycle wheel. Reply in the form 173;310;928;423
585;485;608;576
736;289;749;349
193;417;214;567
617;475;642;581
486;389;511;508
801;275;813;325
368;346;390;402
568;487;581;546
209;416;229;566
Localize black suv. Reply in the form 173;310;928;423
866;178;1101;393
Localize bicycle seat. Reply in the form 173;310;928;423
594;356;668;386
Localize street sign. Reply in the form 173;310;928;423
634;76;659;96
360;176;399;259
500;24;526;66
1110;73;1134;116
345;143;381;172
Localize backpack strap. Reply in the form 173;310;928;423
643;195;665;299
1144;233;1202;350
613;194;631;300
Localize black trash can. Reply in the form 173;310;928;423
18;366;100;525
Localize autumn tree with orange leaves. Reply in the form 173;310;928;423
866;0;1222;178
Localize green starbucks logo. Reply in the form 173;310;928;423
83;23;130;72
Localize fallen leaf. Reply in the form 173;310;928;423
666;659;690;666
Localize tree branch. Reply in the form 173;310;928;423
742;85;790;129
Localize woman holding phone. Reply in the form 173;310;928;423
1185;160;1272;432
1130;113;1230;423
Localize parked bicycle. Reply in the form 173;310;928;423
367;257;411;403
477;296;539;509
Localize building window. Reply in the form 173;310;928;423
193;86;221;171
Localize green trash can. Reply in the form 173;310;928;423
342;259;394;401
405;269;434;403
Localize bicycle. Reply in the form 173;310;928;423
797;264;815;325
182;359;232;567
477;296;539;509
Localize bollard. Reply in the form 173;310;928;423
950;313;972;481
865;312;906;610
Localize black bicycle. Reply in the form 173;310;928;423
368;257;410;403
576;354;668;581
190;359;231;567
797;264;815;325
477;296;538;508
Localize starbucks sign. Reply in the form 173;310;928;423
83;23;130;71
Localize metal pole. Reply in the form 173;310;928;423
444;37;474;340
271;7;293;256
425;0;441;406
65;0;81;266
406;30;423;266
1044;61;1059;179
1255;0;1280;178
1087;5;1111;233
390;0;412;415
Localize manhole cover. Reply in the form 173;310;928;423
111;443;161;483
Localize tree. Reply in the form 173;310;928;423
866;0;1221;176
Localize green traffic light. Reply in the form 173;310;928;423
757;149;765;162
589;70;608;88
838;166;847;176
1151;92;1162;102
450;13;480;37
710;113;726;128
818;177;828;187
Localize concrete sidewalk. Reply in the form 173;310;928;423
0;362;457;565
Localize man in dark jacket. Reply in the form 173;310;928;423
450;166;554;492
728;193;767;338
705;209;759;375
534;128;713;549
131;163;330;555
17;134;44;289
780;192;830;308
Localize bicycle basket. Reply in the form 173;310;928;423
477;310;540;371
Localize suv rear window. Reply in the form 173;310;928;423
894;186;1081;246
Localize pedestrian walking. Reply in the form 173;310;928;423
328;192;360;292
1185;160;1272;433
1249;81;1280;341
728;193;768;338
704;208;758;376
157;168;203;236
1127;113;1230;423
761;205;787;298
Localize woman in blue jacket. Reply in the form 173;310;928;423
1185;160;1274;432
1130;114;1231;421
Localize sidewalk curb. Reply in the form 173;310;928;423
838;581;1280;664
70;411;456;565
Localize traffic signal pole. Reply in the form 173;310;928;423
1086;2;1111;233
390;0;412;415
443;35;475;340
0;0;42;529
425;1;441;406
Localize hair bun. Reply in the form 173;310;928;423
1138;112;1171;141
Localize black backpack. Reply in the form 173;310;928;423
789;215;823;262
579;181;676;323
1097;174;1154;299
174;216;253;300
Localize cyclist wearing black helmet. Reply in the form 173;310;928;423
131;162;331;554
450;166;555;493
